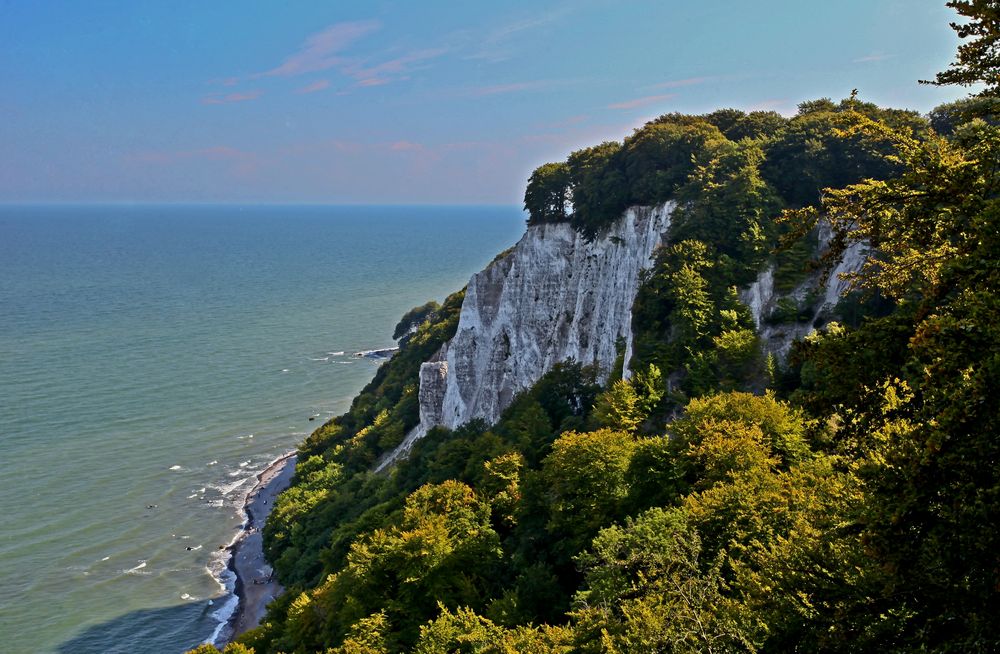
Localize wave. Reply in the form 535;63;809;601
206;569;239;645
125;560;148;575
209;476;253;496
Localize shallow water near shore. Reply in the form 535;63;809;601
0;204;524;654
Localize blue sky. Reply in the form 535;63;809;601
0;0;969;204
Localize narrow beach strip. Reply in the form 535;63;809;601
215;451;298;646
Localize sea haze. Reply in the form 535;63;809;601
0;204;525;654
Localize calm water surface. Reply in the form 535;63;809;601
0;204;524;653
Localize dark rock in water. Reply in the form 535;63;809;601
353;347;400;360
308;416;315;421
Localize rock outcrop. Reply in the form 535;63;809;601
740;223;869;358
374;203;672;470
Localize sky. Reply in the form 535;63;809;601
0;0;972;204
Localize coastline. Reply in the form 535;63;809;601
215;451;298;646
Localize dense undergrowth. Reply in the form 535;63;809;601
192;6;1000;651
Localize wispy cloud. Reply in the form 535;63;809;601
296;79;330;94
468;8;569;62
260;20;381;77
853;53;895;63
209;19;450;102
470;80;562;96
648;76;711;90
201;90;263;105
343;47;448;87
608;93;676;110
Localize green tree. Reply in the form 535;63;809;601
928;96;1000;134
416;606;573;653
573;507;759;654
394;301;441;340
672;139;778;282
923;0;1000;95
536;429;639;559
726;111;788;141
623;120;726;205
762;103;903;206
592;364;664;433
283;481;503;650
566;142;629;239
524;162;571;224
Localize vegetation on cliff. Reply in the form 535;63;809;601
196;4;1000;652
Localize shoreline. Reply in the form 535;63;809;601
215;451;298;646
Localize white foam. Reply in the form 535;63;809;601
125;560;147;575
328;351;345;356
211;476;254;496
207;460;218;466
181;593;193;601
169;465;183;471
308;357;329;362
206;589;239;645
281;368;289;373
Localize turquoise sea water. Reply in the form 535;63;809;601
0;204;524;654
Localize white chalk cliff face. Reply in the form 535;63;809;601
740;222;869;358
436;203;674;429
374;204;673;470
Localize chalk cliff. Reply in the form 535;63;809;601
740;223;869;358
375;203;673;469
376;205;867;471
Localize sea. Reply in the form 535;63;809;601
0;204;525;654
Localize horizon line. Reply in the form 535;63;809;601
0;200;526;209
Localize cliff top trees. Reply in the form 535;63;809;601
523;162;570;225
523;98;915;242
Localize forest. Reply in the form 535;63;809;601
192;3;1000;652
